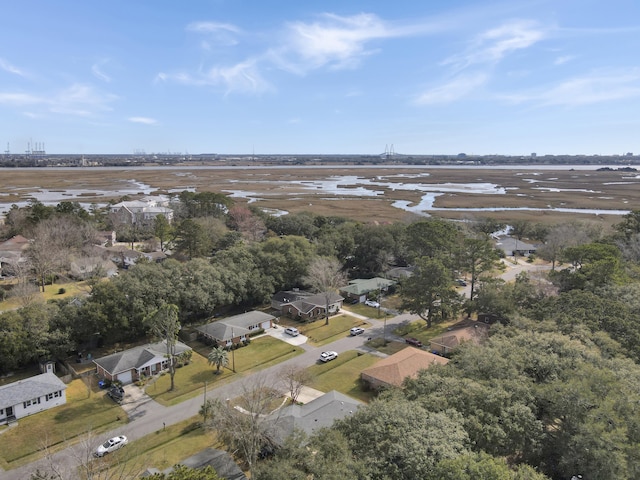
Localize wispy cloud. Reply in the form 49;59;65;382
444;20;546;70
92;60;112;82
157;58;271;95
502;69;640;106
187;21;241;49
0;83;117;117
554;55;575;66
0;58;27;77
128;116;158;125
415;72;488;105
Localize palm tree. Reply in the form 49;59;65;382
208;346;229;374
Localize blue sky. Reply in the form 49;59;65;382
1;0;640;156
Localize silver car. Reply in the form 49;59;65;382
94;435;128;457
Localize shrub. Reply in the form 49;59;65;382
58;287;66;294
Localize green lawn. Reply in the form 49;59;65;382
307;350;379;403
147;336;304;406
365;339;409;356
94;417;221;477
0;280;89;312
296;315;369;346
392;318;460;345
0;379;128;470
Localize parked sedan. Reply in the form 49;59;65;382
94;435;128;457
364;300;380;308
319;351;338;363
350;327;365;336
405;337;423;348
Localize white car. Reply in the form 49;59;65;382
284;327;299;337
94;435;128;457
320;351;338;363
364;300;380;308
350;327;365;336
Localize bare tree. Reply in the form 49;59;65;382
204;375;281;473
145;303;181;391
280;364;313;404
303;256;348;325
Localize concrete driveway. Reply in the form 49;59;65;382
263;324;309;346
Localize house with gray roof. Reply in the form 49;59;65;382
266;390;362;446
0;372;67;424
93;340;191;385
340;277;396;303
141;447;247;479
280;292;344;321
196;311;275;348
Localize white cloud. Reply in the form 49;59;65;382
159;58;271;95
128;116;158;125
415;72;488;105
187;21;241;48
444;20;546;70
502;69;640;106
92;60;112;82
554;55;575;66
0;58;26;77
0;92;43;105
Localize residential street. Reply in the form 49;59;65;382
1;311;419;480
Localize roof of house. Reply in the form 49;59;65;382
494;236;538;253
0;372;67;408
361;347;449;388
286;293;344;314
267;390;362;445
93;340;192;375
429;323;490;350
196;322;251;342
220;311;276;329
386;266;415;279
340;277;396;296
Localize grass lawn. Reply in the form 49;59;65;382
0;280;89;312
307;350;379;403
392;318;460;345
365;339;409;356
95;417;222;477
147;336;304;406
0;379;127;470
343;303;381;318
297;315;369;346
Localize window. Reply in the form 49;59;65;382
54;391;60;398
46;393;53;401
0;408;4;415
23;400;31;408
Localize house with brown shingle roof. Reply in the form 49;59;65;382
429;322;490;355
0;234;31;276
361;347;449;390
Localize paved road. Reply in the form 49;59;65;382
2;311;420;480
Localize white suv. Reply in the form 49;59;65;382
320;351;338;362
284;327;299;337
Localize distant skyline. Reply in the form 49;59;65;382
1;1;640;156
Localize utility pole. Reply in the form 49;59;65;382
231;328;236;372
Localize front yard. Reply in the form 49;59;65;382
306;350;379;403
0;379;127;470
282;314;369;346
146;335;305;406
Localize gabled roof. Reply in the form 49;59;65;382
286;293;344;314
220;311;276;329
361;347;449;388
196;322;251;342
93;340;191;375
0;372;67;408
268;390;362;445
0;235;31;257
340;277;395;296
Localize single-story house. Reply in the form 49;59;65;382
141;447;247;479
340;277;396;303
280;292;344;321
196;311;275;347
386;266;415;280
93;340;192;385
429;322;490;355
494;235;538;257
69;256;119;279
109;195;174;226
270;289;313;311
0;372;68;424
361;347;449;390
266;390;362;446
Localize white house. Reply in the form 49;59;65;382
0;372;68;424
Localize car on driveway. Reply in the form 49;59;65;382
364;300;380;308
107;385;125;403
284;327;300;337
94;435;128;457
350;327;365;336
405;337;423;348
319;351;338;362
456;279;467;287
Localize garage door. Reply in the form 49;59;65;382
117;370;133;385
